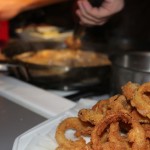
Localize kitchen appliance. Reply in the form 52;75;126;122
110;51;150;94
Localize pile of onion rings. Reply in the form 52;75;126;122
55;82;150;150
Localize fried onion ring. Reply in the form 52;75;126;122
107;122;130;149
108;94;132;114
55;117;92;149
92;99;109;113
91;112;131;150
55;81;150;150
78;109;104;125
142;124;150;139
131;109;150;124
131;82;150;118
128;111;147;150
78;99;109;125
121;81;139;100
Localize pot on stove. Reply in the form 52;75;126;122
110;51;150;94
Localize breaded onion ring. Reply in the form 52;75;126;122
142;124;150;139
128;111;147;150
146;140;150;150
55;81;150;150
91;112;131;150
131;82;150;118
78;109;104;125
108;94;132;114
107;122;130;149
55;117;92;149
122;81;139;100
92;99;109;113
131;109;150;124
78;99;109;125
91;112;148;150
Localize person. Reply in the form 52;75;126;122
0;0;124;50
76;0;124;26
0;0;124;26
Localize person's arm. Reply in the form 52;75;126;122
23;0;68;10
76;0;124;26
0;0;67;21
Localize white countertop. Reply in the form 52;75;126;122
0;74;76;118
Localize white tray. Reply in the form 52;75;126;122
12;99;98;150
0;75;76;118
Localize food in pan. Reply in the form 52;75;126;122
131;82;150;118
55;81;150;150
65;35;82;50
13;49;111;67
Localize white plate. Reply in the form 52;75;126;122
12;99;98;150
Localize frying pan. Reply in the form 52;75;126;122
2;40;111;90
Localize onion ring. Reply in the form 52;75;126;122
107;122;130;149
92;99;109;113
108;94;132;114
78;109;104;125
55;82;150;150
55;117;92;149
91;112;131;150
142;124;150;139
121;81;139;100
131;82;150;118
128;111;147;150
131;109;150;124
78;99;109;125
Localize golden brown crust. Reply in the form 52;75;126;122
121;81;139;100
131;82;150;118
55;82;150;150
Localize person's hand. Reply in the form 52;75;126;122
76;0;124;26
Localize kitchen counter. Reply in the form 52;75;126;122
0;74;76;118
0;95;46;150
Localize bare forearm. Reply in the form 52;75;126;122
23;0;68;11
0;0;68;21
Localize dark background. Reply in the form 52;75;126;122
9;0;150;51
